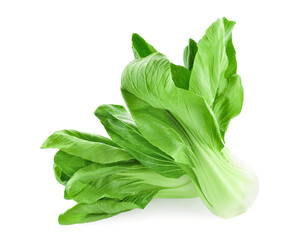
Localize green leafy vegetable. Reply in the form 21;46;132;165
121;18;258;218
42;17;258;224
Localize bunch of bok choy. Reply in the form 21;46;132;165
42;17;258;225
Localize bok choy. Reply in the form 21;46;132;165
42;17;258;224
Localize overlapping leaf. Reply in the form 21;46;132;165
65;161;160;203
58;195;154;225
41;129;133;164
95;104;185;178
44;128;197;224
121;53;224;154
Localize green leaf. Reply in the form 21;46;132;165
58;195;153;225
213;74;243;138
54;150;91;178
183;38;198;71
41;129;133;164
64;188;71;200
170;63;190;90
65;161;160;203
222;17;237;78
188;18;228;106
187;18;242;139
132;33;157;59
211;18;243;139
53;163;70;185
95;104;185;178
65;158;197;203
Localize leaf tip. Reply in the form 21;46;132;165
131;33;141;42
94;105;104;119
58;213;69;225
40;139;49;149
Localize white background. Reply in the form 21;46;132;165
1;0;306;239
